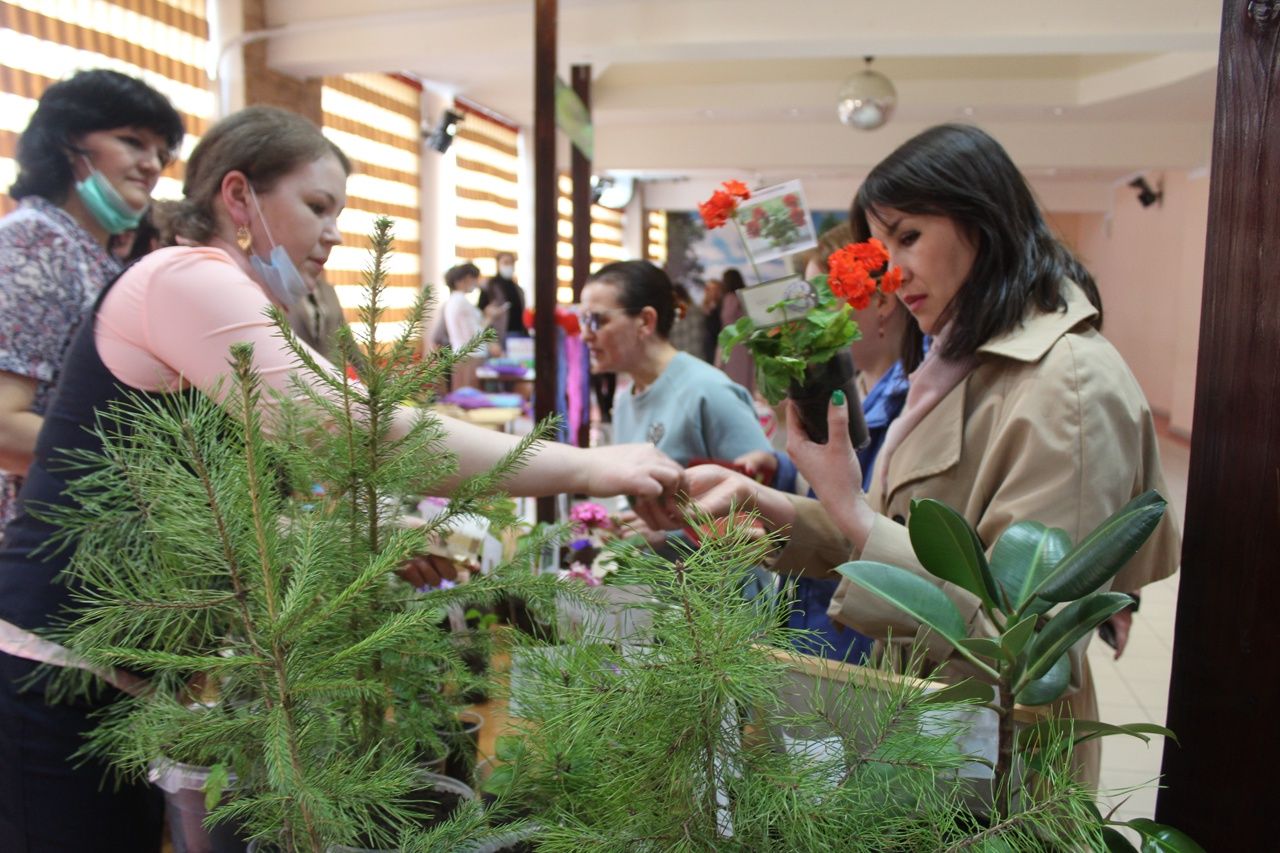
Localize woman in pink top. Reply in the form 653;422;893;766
0;106;678;849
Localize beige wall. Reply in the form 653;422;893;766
1065;170;1210;437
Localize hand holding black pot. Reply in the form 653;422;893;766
785;390;867;513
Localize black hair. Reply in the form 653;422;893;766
445;262;482;290
852;123;1101;361
10;69;184;203
588;260;677;338
722;268;746;294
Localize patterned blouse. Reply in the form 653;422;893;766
0;196;120;527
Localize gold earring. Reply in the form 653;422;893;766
235;225;252;253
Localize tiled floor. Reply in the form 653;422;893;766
1093;431;1189;825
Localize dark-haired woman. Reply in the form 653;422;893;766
682;125;1180;785
0;69;183;530
582;260;773;474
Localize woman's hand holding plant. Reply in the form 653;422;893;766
785;392;877;550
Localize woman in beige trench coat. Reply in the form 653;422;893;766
680;124;1181;787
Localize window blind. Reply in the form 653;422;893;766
0;0;214;216
320;72;422;342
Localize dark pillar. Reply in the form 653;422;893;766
1156;1;1280;846
571;63;593;447
533;0;558;523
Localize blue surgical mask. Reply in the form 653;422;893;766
74;157;146;235
247;187;310;307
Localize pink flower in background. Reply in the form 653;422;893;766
570;501;612;532
566;562;601;586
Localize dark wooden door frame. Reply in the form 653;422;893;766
1157;1;1280;845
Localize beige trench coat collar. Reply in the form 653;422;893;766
878;282;1099;501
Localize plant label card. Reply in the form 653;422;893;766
739;274;818;327
736;179;818;263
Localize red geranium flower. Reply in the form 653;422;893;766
722;179;751;200
879;266;903;295
848;238;890;272
789;208;805;226
745;220;762;238
698;189;737;229
783;193;799;208
828;240;901;309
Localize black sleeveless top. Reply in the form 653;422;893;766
0;271;192;635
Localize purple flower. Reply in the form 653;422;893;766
569;538;593;552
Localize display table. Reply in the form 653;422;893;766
435;404;523;433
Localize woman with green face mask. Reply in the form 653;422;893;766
0;69;184;531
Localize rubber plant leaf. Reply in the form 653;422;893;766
1015;649;1071;705
907;499;1004;611
1019;593;1132;688
1033;491;1167;603
1126;818;1207;852
835;561;969;649
989;521;1069;614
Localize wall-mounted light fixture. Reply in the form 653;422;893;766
1128;176;1164;208
424;109;463;153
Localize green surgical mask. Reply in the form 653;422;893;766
74;158;146;234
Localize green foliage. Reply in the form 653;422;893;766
835;492;1200;846
500;516;1108;851
717;276;860;405
40;217;560;851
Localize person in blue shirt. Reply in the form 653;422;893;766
582;260;775;474
785;224;923;662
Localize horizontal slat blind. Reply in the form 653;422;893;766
320;72;422;342
0;0;213;215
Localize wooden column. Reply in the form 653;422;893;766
533;0;558;523
570;64;593;302
1156;1;1280;846
571;64;593;448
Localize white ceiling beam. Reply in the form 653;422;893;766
595;119;1212;173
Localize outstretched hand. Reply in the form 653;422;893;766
396;553;461;589
679;463;797;532
583;442;682;532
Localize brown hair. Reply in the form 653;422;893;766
811;221;855;274
167;106;351;243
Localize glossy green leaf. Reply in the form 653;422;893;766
958;637;1010;662
920;678;996;706
1126;818;1207;852
1001;613;1038;659
990;521;1070;614
1033;491;1167;603
1019;593;1132;688
1018;719;1173;750
908;499;1003;610
1076;722;1176;747
836;561;969;648
1015;650;1070;705
1102;827;1140;852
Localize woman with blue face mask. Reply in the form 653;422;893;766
0;105;679;848
0;69;184;532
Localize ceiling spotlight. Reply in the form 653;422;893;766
1128;176;1163;208
424;109;463;154
837;56;897;131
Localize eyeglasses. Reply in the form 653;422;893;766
578;308;630;333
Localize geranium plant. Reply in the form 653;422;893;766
709;195;902;407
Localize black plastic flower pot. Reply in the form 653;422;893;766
787;350;870;449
